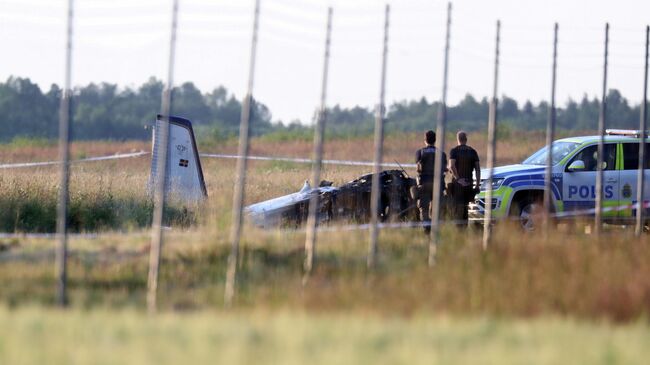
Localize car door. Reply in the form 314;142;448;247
617;142;650;219
562;143;619;217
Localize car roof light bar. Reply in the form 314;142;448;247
605;129;650;137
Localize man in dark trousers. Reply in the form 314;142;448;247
448;131;481;223
415;130;447;231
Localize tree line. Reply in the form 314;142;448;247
0;75;645;142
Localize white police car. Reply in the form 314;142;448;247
468;129;650;230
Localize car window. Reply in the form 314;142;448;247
522;141;580;165
622;142;650;170
567;143;616;171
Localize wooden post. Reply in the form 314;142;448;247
55;0;74;308
594;23;609;236
543;23;558;236
636;25;649;237
147;0;180;313
304;7;333;279
225;0;261;307
429;2;452;266
368;4;390;269
482;20;500;251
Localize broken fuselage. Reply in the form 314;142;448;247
245;170;418;228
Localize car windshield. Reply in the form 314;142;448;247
522;141;581;166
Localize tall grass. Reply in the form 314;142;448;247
0;142;395;233
0;162;193;232
2;225;650;322
2;138;650;323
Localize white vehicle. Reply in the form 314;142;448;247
469;129;650;230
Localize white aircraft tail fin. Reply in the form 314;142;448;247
150;114;207;203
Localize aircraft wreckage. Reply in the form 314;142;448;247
246;170;418;228
150;115;420;228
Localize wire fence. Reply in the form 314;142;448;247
1;0;649;310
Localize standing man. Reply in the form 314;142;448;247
449;131;481;224
415;130;447;232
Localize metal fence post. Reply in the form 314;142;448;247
55;0;74;308
543;23;559;236
368;4;390;269
595;23;609;236
428;2;452;266
225;0;261;307
304;7;333;279
147;0;180;313
482;20;500;251
635;26;650;237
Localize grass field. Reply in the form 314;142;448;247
0;131;543;232
2;307;649;365
1;132;649;363
3;226;650;321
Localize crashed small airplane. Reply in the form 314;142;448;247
150;115;419;228
246;170;418;228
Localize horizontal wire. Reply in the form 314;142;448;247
260;33;323;51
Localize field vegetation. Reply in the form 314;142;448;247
1;131;543;232
2;225;650;321
1;132;650;319
2;307;649;365
2;132;650;363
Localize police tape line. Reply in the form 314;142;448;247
199;153;417;169
0;151;149;169
1;151;416;170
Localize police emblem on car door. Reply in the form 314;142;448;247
562;143;619;215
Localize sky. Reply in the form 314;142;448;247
1;0;649;125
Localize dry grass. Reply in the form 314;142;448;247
0;158;191;232
0;140;148;163
0;129;583;165
2;135;650;324
212;130;546;166
0;130;547;232
2;224;650;322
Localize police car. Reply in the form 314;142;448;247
468;129;650;230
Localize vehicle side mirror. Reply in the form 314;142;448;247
567;160;585;172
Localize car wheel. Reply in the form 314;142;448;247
512;198;542;232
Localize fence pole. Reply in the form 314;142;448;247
225;0;261;307
482;20;500;251
429;2;452;266
635;25;650;237
304;7;333;279
55;0;74;308
368;4;390;269
543;23;558;236
147;0;179;313
594;23;609;236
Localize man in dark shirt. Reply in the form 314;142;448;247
448;131;481;223
415;130;447;228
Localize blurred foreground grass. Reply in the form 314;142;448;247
1;307;648;365
3;226;650;322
